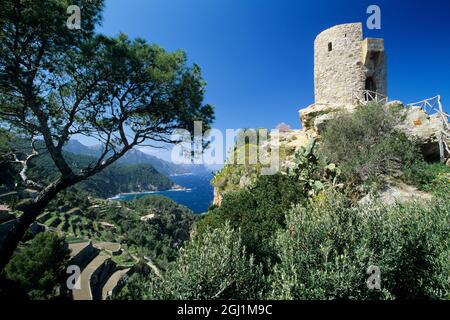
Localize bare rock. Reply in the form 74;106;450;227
359;178;432;206
299;103;355;130
213;187;223;206
239;175;252;188
396;106;446;160
313;112;337;134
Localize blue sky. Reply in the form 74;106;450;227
93;0;450;158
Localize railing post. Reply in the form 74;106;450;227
437;95;446;163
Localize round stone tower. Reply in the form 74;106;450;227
313;22;387;106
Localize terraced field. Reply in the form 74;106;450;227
69;241;137;300
40;208;112;241
0;192;181;299
102;268;131;300
72;251;111;300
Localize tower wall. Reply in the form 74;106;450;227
361;38;387;97
313;22;387;106
314;23;365;105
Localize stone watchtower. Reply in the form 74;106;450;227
300;22;387;129
314;22;386;105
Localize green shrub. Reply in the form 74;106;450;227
402;161;450;199
270;193;450;300
288;138;342;197
117;223;265;300
198;173;307;269
5;232;70;299
319;102;420;186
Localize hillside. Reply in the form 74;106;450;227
28;151;174;198
2;192;196;299
114;101;450;300
64;140;190;176
6;138;174;198
40;194;195;267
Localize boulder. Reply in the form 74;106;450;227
396;106;447;160
299;103;355;130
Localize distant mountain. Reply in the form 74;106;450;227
28;150;174;198
63;140;99;158
8;138;174;198
64;140;190;176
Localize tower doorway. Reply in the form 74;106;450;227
365;77;377;101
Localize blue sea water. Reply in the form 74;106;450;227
110;173;214;213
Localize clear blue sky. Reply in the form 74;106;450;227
96;0;450;139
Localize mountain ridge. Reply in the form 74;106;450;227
64;140;216;176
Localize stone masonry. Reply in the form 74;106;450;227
314;22;386;106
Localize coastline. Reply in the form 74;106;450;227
170;173;193;177
108;186;192;200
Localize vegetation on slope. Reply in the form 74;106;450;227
118;102;450;300
34;193;195;267
115;223;265;300
105;195;195;267
270;193;450;299
5;233;70;300
318;102;418;189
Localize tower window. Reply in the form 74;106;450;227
328;42;332;51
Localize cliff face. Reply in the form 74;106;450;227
212;188;223;207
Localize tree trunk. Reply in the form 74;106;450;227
0;179;68;275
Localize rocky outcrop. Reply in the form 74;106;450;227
359;178;432;205
299;103;355;131
213;95;447;208
299;100;448;161
394;104;447;160
212;188;224;207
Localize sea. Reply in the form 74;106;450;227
109;173;214;214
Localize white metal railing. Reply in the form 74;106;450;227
353;90;388;106
407;95;449;162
